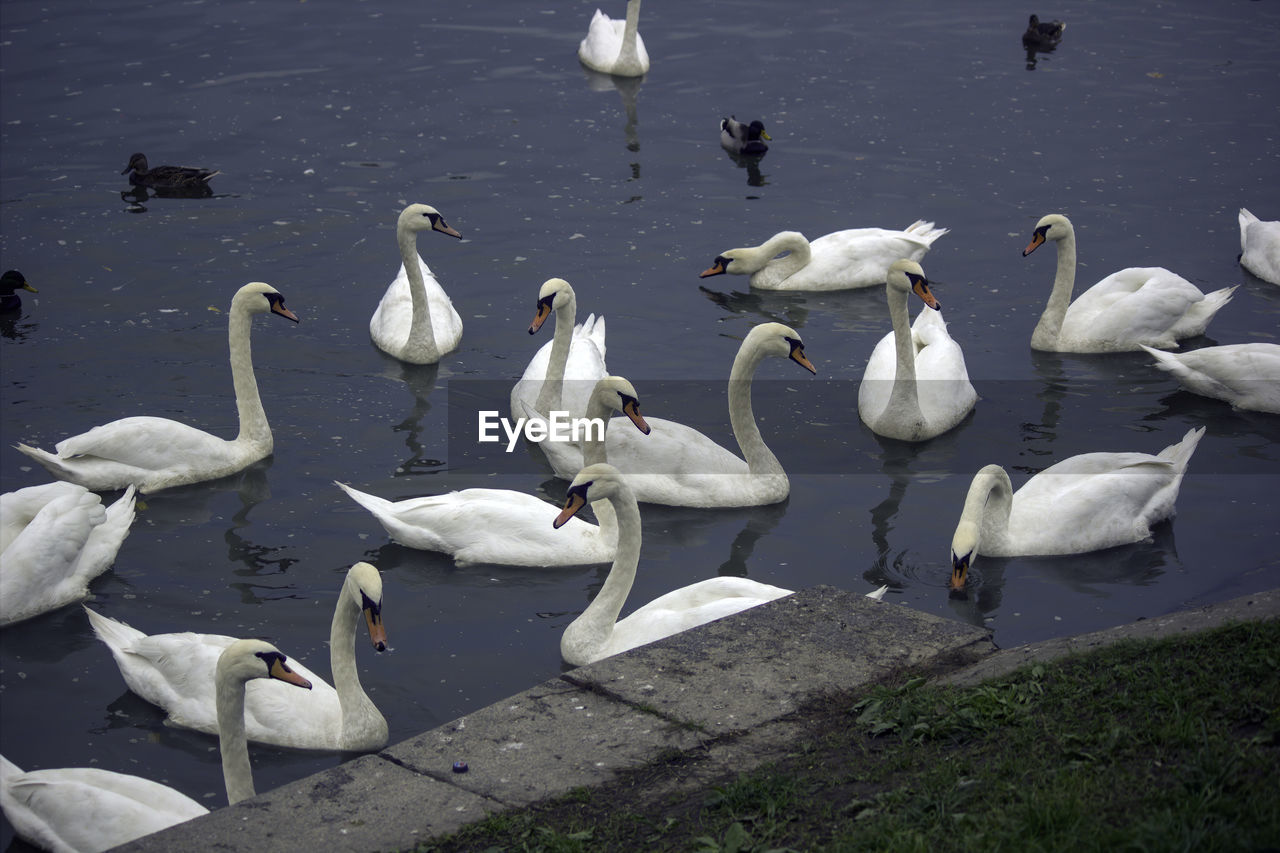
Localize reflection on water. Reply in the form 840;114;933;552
382;361;447;477
581;67;643;154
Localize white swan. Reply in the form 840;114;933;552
1238;208;1280;285
84;562;387;752
698;221;948;292
1022;213;1238;352
14;282;299;493
547;322;816;508
1141;343;1280;414
554;464;887;666
509;278;608;420
336;378;650;567
369;203;464;364
1;483;137;627
858;260;977;442
578;0;649;77
948;427;1205;590
0;640;311;852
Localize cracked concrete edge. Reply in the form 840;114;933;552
932;587;1280;688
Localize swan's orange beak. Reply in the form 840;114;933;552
554;488;588;529
623;397;651;435
950;552;970;591
699;257;729;278
364;600;387;652
529;300;553;334
1023;231;1046;257
912;278;941;311
268;656;313;690
433;219;462;239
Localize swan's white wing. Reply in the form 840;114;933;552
1239;208;1280;284
1061;267;1205;346
1;759;207;853
578;8;623;68
857;328;898;422
1143;343;1280;413
606;577;791;657
787;225;945;291
911;309;978;424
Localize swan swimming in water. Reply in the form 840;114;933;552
510;277;608;420
1022;213;1237;352
1;482;137;627
85;562;388;752
858;259;977;442
0;639;310;852
554;464;888;666
699;221;948;291
1238;208;1280;285
15;282;298;493
337;378;650;567
578;0;649;77
370;203;464;364
1140;343;1280;414
949;427;1205;591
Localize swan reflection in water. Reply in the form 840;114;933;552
382;361;446;477
581;68;643;154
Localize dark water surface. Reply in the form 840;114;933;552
2;0;1279;841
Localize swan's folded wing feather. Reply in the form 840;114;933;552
54;416;230;468
1065;268;1203;343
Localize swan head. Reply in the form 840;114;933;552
591;376;651;434
528;277;575;334
1023;213;1073;257
216;639;313;691
233;282;300;323
398;203;462;240
553;463;629;529
886;259;941;311
345;561;387;651
700;232;805;278
949;521;979;591
744;321;817;374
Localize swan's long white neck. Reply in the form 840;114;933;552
535;295;576;415
229;304;271;450
216;673;255;805
728;339;784;477
745;232;810;288
956;465;1015;555
563;484;641;662
398;224;437;362
1032;229;1077;350
329;578;384;746
886;282;922;420
579;393;621;534
617;0;643;68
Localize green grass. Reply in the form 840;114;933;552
413;619;1280;853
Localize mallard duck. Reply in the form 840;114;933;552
720;116;771;157
120;153;219;190
1;270;36;313
1022;14;1065;47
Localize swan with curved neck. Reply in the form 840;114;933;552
15;282;298;493
85;561;389;752
0;640;309;851
1023;213;1237;352
1;482;137;627
553;464;888;665
857;259;976;442
948;427;1205;591
545;322;814;508
698;221;948;291
578;0;649;77
337;378;649;567
370;203;463;364
510;277;608;420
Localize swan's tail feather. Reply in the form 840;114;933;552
574;313;607;361
84;605;146;652
1173;285;1238;339
1158;426;1206;472
334;481;395;515
902;220;949;246
865;584;889;601
1240;208;1258;253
